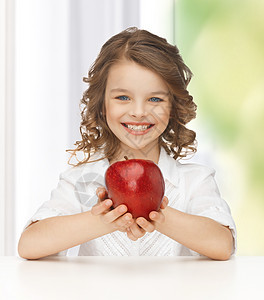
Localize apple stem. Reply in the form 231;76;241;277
124;156;129;160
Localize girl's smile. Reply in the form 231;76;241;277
121;122;155;135
104;59;171;161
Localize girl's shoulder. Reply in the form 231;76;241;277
159;148;216;185
176;160;216;177
176;160;218;194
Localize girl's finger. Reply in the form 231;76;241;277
126;228;138;241
129;222;145;239
91;199;112;216
160;196;168;209
101;205;128;224
96;187;108;201
136;217;155;233
114;213;133;229
149;210;165;224
118;227;127;233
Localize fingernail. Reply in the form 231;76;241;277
119;206;127;213
150;212;156;219
105;200;112;206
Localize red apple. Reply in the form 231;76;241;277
104;157;165;221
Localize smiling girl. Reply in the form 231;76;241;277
18;27;236;259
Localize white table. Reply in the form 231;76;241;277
0;256;263;300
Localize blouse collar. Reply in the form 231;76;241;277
87;147;180;188
157;147;180;188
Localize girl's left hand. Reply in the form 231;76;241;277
126;196;169;241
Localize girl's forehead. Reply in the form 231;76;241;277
109;58;138;71
106;59;168;90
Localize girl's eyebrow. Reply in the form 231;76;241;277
110;88;130;94
149;91;169;96
110;88;169;96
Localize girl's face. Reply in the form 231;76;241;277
104;59;171;159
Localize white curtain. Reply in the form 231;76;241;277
1;0;175;255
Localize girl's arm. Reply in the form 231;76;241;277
135;206;234;260
18;197;133;260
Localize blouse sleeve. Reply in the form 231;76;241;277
24;158;107;230
186;165;237;255
24;170;84;229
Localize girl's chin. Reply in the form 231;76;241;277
120;139;159;153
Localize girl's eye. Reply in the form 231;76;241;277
149;97;163;102
116;95;130;101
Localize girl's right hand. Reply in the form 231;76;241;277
91;187;134;232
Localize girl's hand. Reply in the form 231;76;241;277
126;196;169;241
91;187;134;232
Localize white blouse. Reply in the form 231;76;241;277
25;148;237;256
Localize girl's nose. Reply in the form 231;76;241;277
129;101;147;119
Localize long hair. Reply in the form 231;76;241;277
67;27;197;165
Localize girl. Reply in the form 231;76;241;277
18;27;236;260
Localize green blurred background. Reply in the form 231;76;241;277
175;0;264;255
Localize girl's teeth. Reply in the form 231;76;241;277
127;124;150;131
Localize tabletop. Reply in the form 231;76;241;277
0;255;263;300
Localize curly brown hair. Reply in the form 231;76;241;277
67;27;197;165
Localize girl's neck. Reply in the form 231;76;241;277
109;144;161;165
